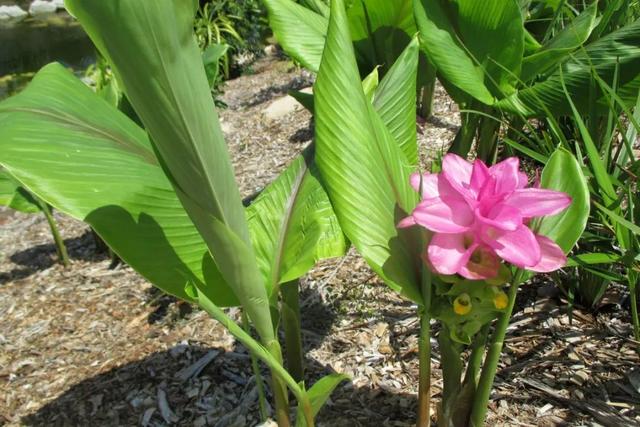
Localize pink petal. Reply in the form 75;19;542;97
442;153;473;197
504;188;571;218
410;173;439;199
412;196;474;233
486;225;541;267
527;235;567;272
428;233;475;275
397;216;416;228
517;172;529;189
459;245;500;280
489;157;520;195
476;203;522;231
470;159;490;194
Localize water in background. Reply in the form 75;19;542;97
0;11;95;98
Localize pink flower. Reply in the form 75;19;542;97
398;154;571;280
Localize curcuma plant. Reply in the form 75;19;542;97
312;0;590;425
0;1;348;425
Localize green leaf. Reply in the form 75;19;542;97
263;0;329;72
246;149;347;292
0;63;238;307
566;252;621;267
0;169;41;214
295;373;349;426
536;148;590;254
315;0;421;303
372;37;419;165
498;19;640;117
66;0;274;342
362;66;380;102
595;201;640;235
202;43;229;89
346;0;415;75
520;2;599;82
414;0;524;104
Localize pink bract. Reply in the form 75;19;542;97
399;154;572;280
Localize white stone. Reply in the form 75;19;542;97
262;86;313;120
29;0;57;16
0;5;28;23
52;0;65;10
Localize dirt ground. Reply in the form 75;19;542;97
1;56;639;427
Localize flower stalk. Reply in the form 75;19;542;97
417;266;432;427
469;270;524;426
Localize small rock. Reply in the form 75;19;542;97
0;5;28;23
263;95;301;120
264;44;280;57
29;0;57;16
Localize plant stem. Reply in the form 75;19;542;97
450;109;481;157
469;271;524;426
41;203;69;267
194;290;307;426
281;280;305;383
438;326;463;427
417;268;432;427
628;271;640;343
267;340;292;427
242;312;269;421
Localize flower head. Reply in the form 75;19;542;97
399;154;571;279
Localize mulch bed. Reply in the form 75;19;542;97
0;56;638;427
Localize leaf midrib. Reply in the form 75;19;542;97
0;106;157;165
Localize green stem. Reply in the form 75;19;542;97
267;341;292;427
242;312;269;422
450;109;481;157
469;271;524;426
194;290;312;426
41;203;69;267
438;326;463;427
628;272;640;343
281;280;305;383
419;62;437;119
417;268;432;427
476;112;500;164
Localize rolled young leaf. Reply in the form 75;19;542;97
65;0;274;342
0;63;238;306
315;0;422;303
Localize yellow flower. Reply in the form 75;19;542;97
493;291;508;310
453;294;472;315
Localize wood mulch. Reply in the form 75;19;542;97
0;56;638;427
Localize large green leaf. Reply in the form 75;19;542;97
0;169;41;214
66;0;274;342
262;0;329;72
247;148;347;292
315;0;421;303
414;0;524;104
347;0;415;75
497;18;640;117
372;36;420;165
520;2;599;82
0;63;238;307
536;148;590;253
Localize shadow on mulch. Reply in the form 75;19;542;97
0;230;108;285
240;76;314;109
